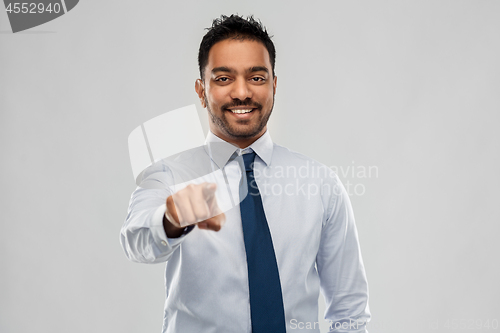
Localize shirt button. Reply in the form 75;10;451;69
161;240;167;246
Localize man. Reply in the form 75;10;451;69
121;14;370;333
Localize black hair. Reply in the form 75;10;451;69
198;14;276;80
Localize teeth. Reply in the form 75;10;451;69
230;109;253;114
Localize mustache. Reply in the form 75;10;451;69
221;99;263;110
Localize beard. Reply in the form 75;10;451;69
205;97;274;139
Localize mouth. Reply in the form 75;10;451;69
226;107;256;114
225;107;258;119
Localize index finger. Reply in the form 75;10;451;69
202;183;217;200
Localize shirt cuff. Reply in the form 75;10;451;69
152;204;194;248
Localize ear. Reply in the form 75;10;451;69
195;79;206;108
273;75;277;95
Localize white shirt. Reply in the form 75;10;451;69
120;131;370;333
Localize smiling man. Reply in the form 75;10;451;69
121;14;370;333
196;38;276;147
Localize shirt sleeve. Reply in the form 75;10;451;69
317;174;371;332
120;161;189;264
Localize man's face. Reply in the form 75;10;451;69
195;39;277;147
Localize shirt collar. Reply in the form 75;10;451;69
204;130;274;168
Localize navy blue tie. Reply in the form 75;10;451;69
239;152;286;333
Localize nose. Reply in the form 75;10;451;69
229;77;252;101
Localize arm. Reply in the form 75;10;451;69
120;161;225;263
120;162;184;263
317;175;371;332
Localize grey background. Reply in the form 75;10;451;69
1;1;499;332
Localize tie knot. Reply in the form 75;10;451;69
242;152;256;172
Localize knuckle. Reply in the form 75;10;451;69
175;192;186;201
186;184;197;191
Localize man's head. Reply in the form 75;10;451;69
195;15;277;148
198;15;276;81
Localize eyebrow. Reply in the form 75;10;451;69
249;66;269;74
212;66;234;74
211;66;269;75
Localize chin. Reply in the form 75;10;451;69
227;127;263;139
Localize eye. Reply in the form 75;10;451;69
251;77;265;82
215;77;230;82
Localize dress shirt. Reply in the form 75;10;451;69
120;130;370;333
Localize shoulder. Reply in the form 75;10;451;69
137;145;210;187
271;143;347;222
271;143;340;183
